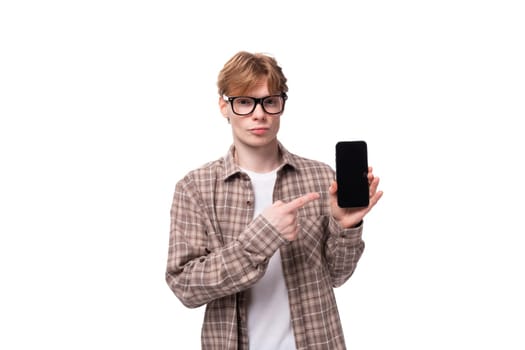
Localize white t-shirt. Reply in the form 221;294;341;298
242;168;296;350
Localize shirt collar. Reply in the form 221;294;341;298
222;141;299;181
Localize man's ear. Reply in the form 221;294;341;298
219;97;229;119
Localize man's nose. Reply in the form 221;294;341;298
251;102;266;119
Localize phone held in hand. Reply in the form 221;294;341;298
335;141;369;208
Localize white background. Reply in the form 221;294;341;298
1;0;524;349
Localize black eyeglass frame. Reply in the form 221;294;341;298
223;92;288;116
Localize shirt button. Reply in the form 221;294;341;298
246;200;252;206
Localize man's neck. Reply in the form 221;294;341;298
234;141;281;173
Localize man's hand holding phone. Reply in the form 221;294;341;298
334;141;383;228
329;167;382;228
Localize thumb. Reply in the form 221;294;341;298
329;181;337;195
272;200;284;207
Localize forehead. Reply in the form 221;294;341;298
233;79;271;97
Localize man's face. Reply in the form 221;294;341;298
219;80;282;150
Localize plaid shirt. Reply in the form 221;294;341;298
166;143;365;349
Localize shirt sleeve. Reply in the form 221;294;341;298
324;216;365;287
165;177;287;308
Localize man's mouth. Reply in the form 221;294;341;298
249;127;269;135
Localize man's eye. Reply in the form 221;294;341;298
237;98;253;105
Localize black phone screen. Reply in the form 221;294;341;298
335;141;369;208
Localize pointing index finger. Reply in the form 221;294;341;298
284;192;320;211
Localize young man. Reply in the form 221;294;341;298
165;51;383;350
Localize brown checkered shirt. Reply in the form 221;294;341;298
166;142;365;349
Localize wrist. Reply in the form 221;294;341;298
350;220;363;228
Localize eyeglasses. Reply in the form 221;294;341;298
223;93;287;116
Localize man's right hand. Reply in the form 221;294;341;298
261;192;320;241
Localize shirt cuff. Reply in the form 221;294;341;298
328;216;363;242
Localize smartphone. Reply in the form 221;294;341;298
335;141;369;208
